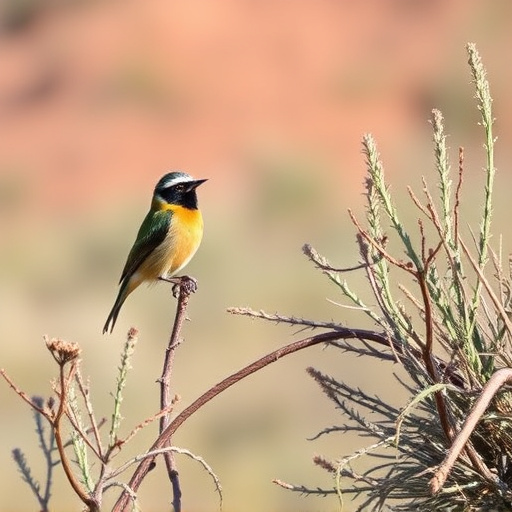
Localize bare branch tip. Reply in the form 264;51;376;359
272;478;294;490
429;473;443;495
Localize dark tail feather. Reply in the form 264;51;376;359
103;281;130;334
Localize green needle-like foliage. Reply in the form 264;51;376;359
271;43;512;511
109;327;138;448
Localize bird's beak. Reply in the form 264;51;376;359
186;179;208;192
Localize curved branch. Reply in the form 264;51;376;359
113;327;394;511
430;367;512;494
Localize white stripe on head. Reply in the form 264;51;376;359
160;172;195;188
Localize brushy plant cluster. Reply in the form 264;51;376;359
260;42;512;511
3;323;222;512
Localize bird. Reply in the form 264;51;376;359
103;171;207;334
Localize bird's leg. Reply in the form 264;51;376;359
159;275;198;298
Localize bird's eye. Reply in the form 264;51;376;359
175;184;184;192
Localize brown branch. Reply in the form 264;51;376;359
0;369;48;417
354;193;454;445
416;269;452;444
74;369;104;459
53;361;99;512
65;406;103;462
419;219;427;263
112;327;396;512
3;340;99;511
409;226;452;443
454;146;464;248
158;276;197;512
430;368;512;494
416;238;497;481
348;209;413;273
354;194;452;441
407;186;431;219
120;403;177;448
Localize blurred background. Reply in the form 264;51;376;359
1;1;512;511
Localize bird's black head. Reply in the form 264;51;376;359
154;171;207;210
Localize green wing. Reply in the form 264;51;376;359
119;209;171;283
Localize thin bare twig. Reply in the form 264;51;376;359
349;210;413;272
74;370;104;459
227;307;343;331
303;242;383;272
454;147;464;248
120;403;177;448
0;370;48;417
460;239;512;336
65;404;103;462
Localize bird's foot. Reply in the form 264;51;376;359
159;275;198;298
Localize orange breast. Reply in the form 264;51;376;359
167;205;204;273
139;205;204;280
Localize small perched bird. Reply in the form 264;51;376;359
103;171;207;334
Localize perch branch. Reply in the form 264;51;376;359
158;275;197;512
113;327;398;511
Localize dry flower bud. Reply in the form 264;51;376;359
313;455;337;473
127;327;139;339
47;396;55;410
45;338;81;365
